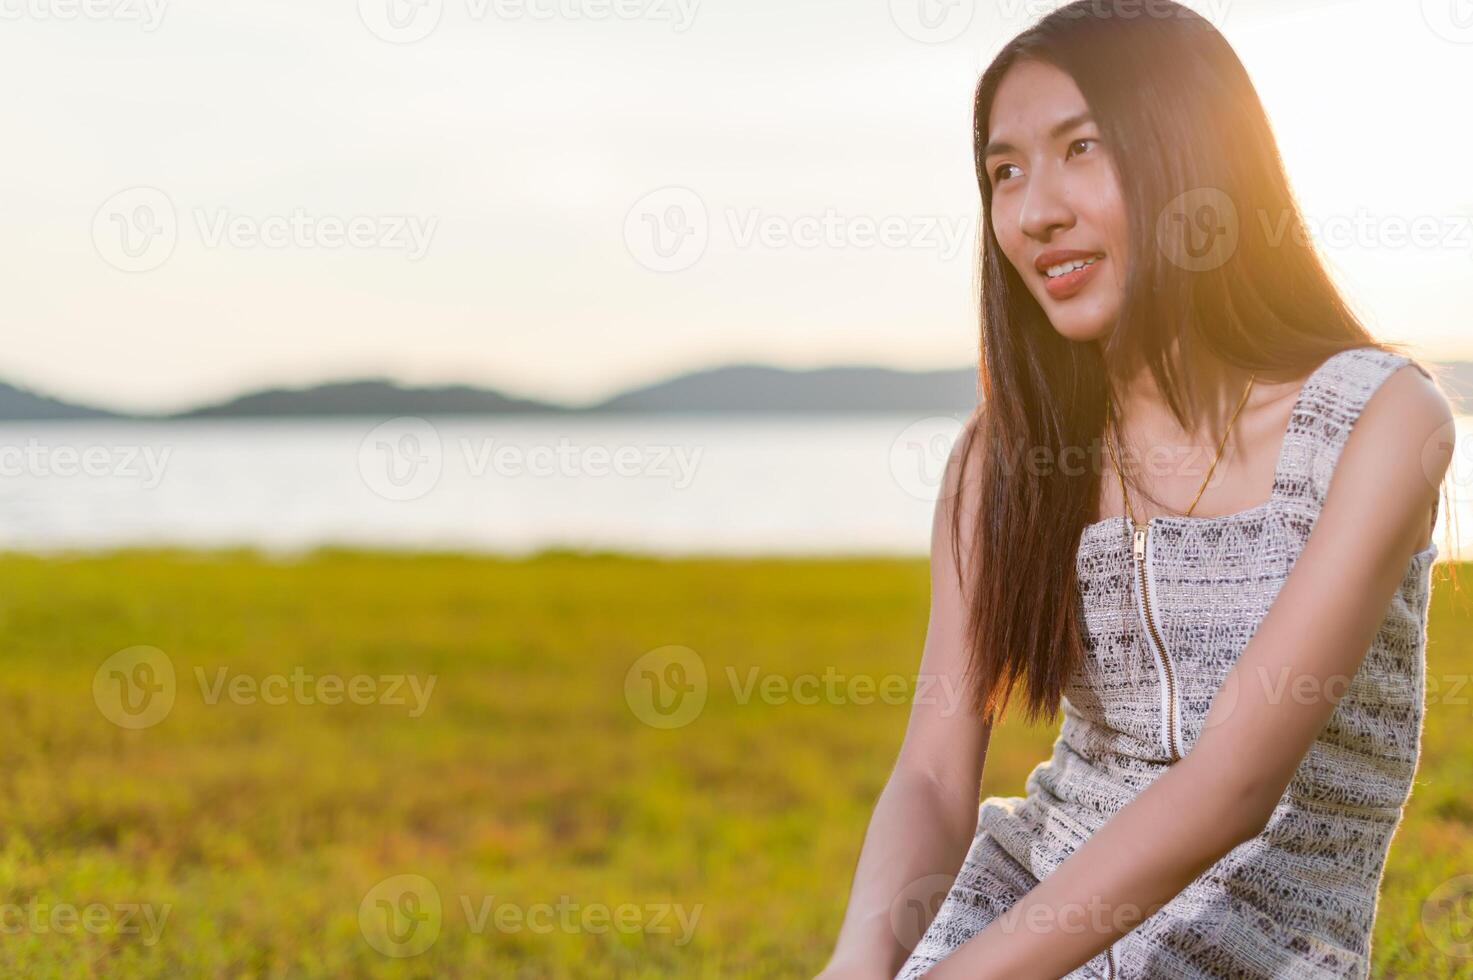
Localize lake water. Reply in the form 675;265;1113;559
0;414;1467;560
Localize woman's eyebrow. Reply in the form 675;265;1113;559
983;111;1095;160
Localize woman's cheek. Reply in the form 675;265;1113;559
992;216;1021;270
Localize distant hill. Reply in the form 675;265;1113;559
0;380;119;420
1;358;1470;421
170;378;564;419
584;363;980;413
581;359;1473;415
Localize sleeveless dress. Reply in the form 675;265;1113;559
896;346;1441;979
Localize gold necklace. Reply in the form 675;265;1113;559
1105;372;1256;527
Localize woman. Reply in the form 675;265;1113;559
819;3;1456;978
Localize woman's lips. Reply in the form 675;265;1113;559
1042;256;1103;300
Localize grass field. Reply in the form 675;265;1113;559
1;548;1469;978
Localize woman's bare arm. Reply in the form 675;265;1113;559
819;422;995;977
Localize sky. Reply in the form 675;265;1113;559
3;0;1470;414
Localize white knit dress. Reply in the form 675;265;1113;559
896;347;1440;979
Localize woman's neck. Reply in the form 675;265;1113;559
1107;338;1259;446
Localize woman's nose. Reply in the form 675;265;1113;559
1018;169;1075;241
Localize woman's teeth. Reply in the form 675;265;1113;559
1045;255;1102;279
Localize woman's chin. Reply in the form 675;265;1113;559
1043;309;1115;344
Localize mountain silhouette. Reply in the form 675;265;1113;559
584;364;980;413
2;359;1469;420
0;380;118;420
171;378;563;418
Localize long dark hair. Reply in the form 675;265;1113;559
948;0;1456;727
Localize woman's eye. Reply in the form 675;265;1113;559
1068;137;1099;158
993;163;1020;184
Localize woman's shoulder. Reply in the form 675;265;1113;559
1284;344;1453;511
1297;345;1449;445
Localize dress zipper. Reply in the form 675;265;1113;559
1131;522;1182;763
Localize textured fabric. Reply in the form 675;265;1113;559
896;346;1440;979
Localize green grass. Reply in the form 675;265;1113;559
0;549;1468;977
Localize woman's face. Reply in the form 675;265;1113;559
984;59;1129;343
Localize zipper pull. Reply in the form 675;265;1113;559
1132;523;1147;562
